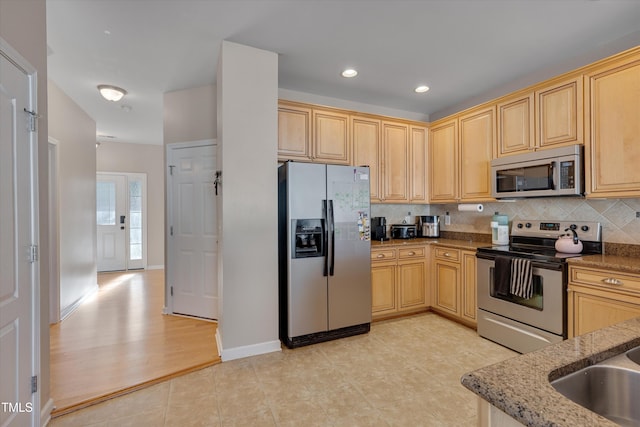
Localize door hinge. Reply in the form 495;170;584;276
27;245;38;263
31;376;37;394
24;108;39;132
170;286;173;296
170;226;173;236
169;165;175;176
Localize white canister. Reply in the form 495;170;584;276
491;212;509;245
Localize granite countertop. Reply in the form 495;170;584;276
461;317;640;426
568;254;640;275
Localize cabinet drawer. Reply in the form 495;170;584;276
570;266;640;294
433;247;460;262
371;249;396;261
398;246;426;259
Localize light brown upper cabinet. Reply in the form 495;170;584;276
409;125;428;202
278;101;312;162
354;118;426;203
458;106;495;201
277;101;350;165
430;106;494;203
535;76;583;149
429;118;458;203
382;121;410;202
313;109;351;165
496;91;535;157
351;115;381;201
496;76;583;158
584;50;640;198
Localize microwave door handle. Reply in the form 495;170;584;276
549;162;556;190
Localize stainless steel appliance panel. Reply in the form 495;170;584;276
286;162;328;337
477;258;565;335
477;310;564;354
279;162;371;347
490;144;583;198
287;162;326;220
326;165;371;330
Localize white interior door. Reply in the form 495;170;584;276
167;143;218;320
96;174;127;271
0;42;38;427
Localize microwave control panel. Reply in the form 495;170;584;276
559;160;575;189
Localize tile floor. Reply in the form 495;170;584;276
49;313;516;427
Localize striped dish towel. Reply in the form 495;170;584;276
510;258;533;299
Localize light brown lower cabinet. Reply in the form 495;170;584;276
568;265;640;338
371;245;428;319
431;246;477;327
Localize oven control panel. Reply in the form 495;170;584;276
511;220;602;242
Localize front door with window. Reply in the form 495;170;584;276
96;174;127;271
96;173;147;272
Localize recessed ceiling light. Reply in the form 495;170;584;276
341;68;358;78
415;85;430;93
97;84;127;102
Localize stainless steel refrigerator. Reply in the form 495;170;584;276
278;161;372;348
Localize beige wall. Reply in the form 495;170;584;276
0;0;51;415
164;84;216;144
217;41;280;359
96;142;165;267
48;81;98;317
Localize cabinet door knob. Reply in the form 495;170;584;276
377;254;385;258
602;277;623;286
444;252;451;257
408;251;415;256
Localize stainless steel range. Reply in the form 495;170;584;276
476;220;602;354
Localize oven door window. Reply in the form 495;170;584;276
489;267;543;310
496;163;553;193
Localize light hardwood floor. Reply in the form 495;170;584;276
50;269;220;417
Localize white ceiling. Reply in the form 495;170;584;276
46;0;640;145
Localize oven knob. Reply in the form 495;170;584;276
525;222;532;228
569;224;577;230
581;225;589;232
517;223;523;229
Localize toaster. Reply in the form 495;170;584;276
390;224;417;239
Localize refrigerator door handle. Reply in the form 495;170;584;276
322;200;329;277
329;199;335;276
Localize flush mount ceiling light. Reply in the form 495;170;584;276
97;84;127;102
341;68;358;78
414;85;430;93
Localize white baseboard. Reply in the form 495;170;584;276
40;398;54;426
146;264;165;270
215;329;223;358
216;330;281;362
59;284;99;321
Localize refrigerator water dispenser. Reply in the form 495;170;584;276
293;219;324;258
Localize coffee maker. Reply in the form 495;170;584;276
418;215;440;238
371;217;388;241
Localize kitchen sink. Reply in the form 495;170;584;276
626;346;640;365
551;349;640;426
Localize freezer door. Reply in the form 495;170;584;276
326;165;372;330
286;162;329;337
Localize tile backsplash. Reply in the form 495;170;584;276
372;198;640;245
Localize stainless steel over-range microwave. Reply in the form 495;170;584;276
491;145;584;199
